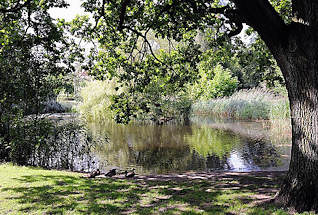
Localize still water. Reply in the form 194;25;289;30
33;115;291;174
83;116;291;174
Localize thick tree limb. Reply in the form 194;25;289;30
224;8;244;37
208;6;230;14
92;0;106;31
231;0;287;47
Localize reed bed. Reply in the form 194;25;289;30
192;88;290;121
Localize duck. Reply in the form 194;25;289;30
105;168;117;177
88;169;100;178
125;168;136;178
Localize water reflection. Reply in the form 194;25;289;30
28;118;98;172
90;123;199;174
30;115;291;174
87;116;291;174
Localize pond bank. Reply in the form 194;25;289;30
1;163;295;215
92;169;286;182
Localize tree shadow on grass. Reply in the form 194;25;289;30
3;175;136;214
2;171;286;214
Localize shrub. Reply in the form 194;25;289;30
187;64;238;100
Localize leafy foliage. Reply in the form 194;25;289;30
196;29;285;90
0;0;82;161
85;31;202;123
188;64;238;100
69;0;288;124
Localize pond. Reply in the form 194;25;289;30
30;115;292;174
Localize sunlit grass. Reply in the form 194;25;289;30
0;163;305;214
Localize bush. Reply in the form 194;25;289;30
187;64;238;100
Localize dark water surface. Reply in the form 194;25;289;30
33;114;292;174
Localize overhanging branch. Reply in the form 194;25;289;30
225;8;244;37
92;0;106;31
121;25;163;64
208;5;230;14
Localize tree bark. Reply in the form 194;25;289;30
232;0;318;211
271;22;318;212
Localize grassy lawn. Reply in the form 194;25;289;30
0;164;303;214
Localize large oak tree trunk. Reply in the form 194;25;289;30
220;0;318;212
275;68;318;211
233;1;318;210
272;23;318;211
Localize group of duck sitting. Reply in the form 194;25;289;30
88;168;135;178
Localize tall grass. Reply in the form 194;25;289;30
192;88;290;121
77;80;120;122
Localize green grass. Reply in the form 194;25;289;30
0;163;302;215
192;88;290;121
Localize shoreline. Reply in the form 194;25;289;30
84;169;287;182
